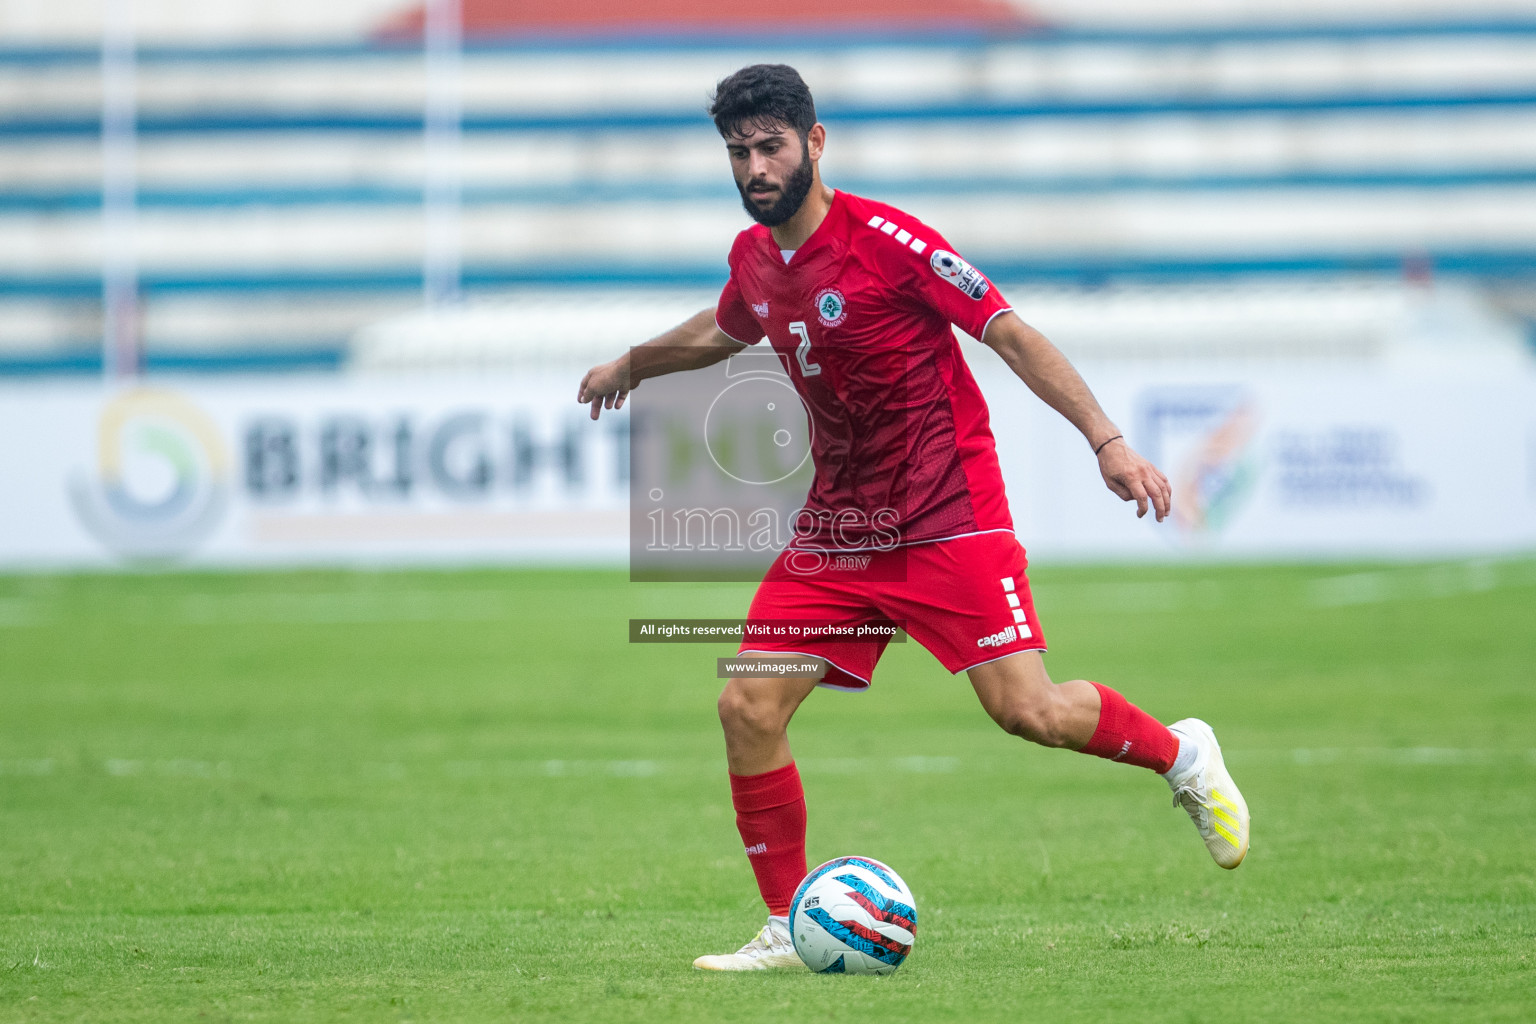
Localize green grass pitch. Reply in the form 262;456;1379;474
1;559;1534;1022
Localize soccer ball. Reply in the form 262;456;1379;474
789;856;917;975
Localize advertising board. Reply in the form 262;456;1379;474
1;365;1532;568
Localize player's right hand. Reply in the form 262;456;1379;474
577;359;633;421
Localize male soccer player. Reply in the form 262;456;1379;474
578;64;1250;971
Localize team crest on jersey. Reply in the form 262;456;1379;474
930;250;990;300
814;288;848;327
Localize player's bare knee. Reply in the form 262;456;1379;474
715;684;749;730
717;680;789;741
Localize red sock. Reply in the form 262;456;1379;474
1079;682;1179;773
729;762;808;916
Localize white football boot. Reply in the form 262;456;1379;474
1166;718;1250;869
692;915;804;971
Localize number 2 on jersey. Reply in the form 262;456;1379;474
789;321;821;377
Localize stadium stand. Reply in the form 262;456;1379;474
1;2;1534;373
349;280;1530;372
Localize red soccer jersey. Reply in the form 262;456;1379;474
715;190;1015;550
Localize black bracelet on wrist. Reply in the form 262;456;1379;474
1093;434;1124;456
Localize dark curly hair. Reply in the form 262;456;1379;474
708;64;817;140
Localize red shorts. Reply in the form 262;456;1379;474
736;530;1047;691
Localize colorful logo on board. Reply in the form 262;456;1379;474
69;389;229;558
1137;387;1261;538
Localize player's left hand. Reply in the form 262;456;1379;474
1097;440;1172;522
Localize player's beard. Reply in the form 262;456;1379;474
738;147;814;227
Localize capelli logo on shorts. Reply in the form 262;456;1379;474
976;625;1019;648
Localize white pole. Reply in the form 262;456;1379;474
101;0;138;378
423;0;463;307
